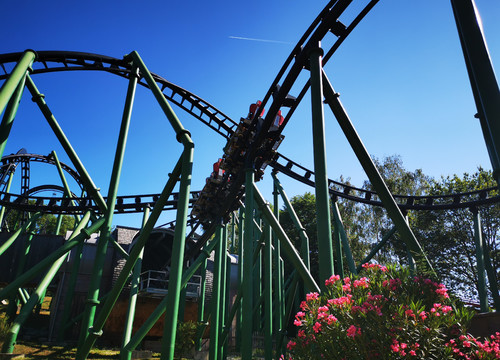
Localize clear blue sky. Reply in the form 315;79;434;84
1;0;499;228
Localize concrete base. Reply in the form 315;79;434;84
131;350;154;359
469;311;500;338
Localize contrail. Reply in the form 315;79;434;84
229;36;292;45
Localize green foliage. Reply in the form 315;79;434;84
174;321;199;359
0;307;9;347
3;207;76;236
284;265;499;360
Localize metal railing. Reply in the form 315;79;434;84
138;270;202;298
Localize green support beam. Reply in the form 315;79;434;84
264;223;273;360
357;227;396;273
472;208;488;312
0;75;26;159
321;70;434;274
120;206;150;360
253;184;320;293
78;65;138;352
2;212;91;353
209;225;224;360
309;43;335;285
241;168;254;360
451;0;500;185
0;50;35;117
25;75;107;213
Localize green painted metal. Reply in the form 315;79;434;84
308;43;335;286
241;168;255;360
24;75;107;213
0;50;35;116
0;173;14;226
196;249;208;351
123;231;220;354
451;0;500;183
0;217;104;301
78;65;138;353
120;206;149;360
482;240;500;309
160;149;194;360
272;176;284;358
127;51;192;148
76;156;185;359
110;238;130;260
276;274;299;355
332;200;357;275
209;225;224;360
2;211;91;353
321;71;434;274
0;75;26;159
0;212;41;256
236;207;244;349
472;209;488;312
357;227;396;273
272;172;311;273
264;223;273;360
253;184;320;293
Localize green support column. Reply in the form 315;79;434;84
220;228;229;358
321;70;434;273
196;248;208;351
0;173;14;227
241;168;254;360
309;42;335;286
451;0;500;185
264;223;273;360
120;206;150;360
331;200;357;275
160;147;194;360
0;50;35;117
123;233;219;355
0;213;41;257
253;184;320;293
2;212;91;353
209;225;224;360
472;208;488;312
0;218;105;301
77;65;138;353
272;172;311;274
482;240;500;310
236;207;244;349
0;75;26;159
25;75;107;212
357;227;396;272
272;175;284;357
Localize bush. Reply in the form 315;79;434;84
283;264;500;359
175;321;199;359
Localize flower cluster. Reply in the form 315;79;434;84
283;264;498;360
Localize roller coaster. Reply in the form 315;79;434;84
0;0;499;359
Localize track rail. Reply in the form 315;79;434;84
0;0;498;222
0;51;238;139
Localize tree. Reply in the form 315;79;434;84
416;168;500;301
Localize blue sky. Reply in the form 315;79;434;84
1;0;499;228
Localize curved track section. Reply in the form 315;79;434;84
272;153;500;211
0;0;498;223
0;51;238;139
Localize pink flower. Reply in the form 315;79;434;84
306;292;319;302
313;322;322;333
409;350;416;356
298;329;306;339
346;325;360;338
293;319;302;326
287;340;296;350
353;277;369;289
326;315;338;325
325;274;341;286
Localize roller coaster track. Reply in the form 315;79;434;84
0;0;498;227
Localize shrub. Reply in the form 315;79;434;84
175;321;199;359
283;264;500;359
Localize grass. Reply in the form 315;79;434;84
1;342;201;359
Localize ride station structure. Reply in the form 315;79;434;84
0;0;499;359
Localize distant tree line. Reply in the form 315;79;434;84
279;155;499;304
